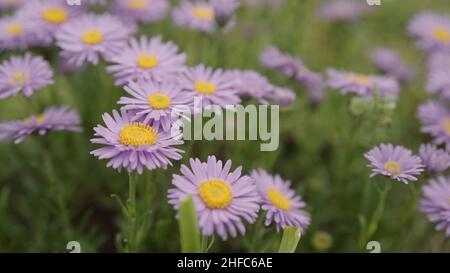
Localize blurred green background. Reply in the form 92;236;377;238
1;0;450;252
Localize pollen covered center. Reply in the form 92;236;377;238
193;7;215;21
198;179;233;209
6;23;23;35
433;26;450;42
267;188;291;211
128;0;147;10
42;7;67;24
137;54;158;69
119;123;157;147
10;71;29;86
24;114;46;125
82;30;103;45
348;74;373;86
148;93;171;109
195;81;216;94
384;161;403;175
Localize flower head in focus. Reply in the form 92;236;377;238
168;155;261;240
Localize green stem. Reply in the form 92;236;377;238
367;182;392;241
126;172;138;252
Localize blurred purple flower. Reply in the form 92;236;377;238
168;155;260;240
364;143;424;184
408;11;450;52
317;0;374;22
211;0;239;23
427;69;450;101
111;0;169;23
17;0;84;46
230;70;273;104
427;51;450;72
417;101;450;149
266;86;296;107
0;15;36;50
55;13;134;67
91;109;183;174
106;35;187;86
420;176;450;237
250;169;311;232
370;48;414;84
419;143;450;174
260;46;303;78
0;53;53;99
326;68;400;98
0;106;82;144
173;0;216;32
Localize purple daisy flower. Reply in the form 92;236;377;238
180;65;241;108
211;0;239;23
91;109;183;174
0;53;53;99
118;80;193;132
106;35;187;86
427;69;450;101
265;86;296;107
420;176;450;237
260;46;324;104
370;48;414;84
317;0;374;22
408;11;450;52
111;0;169;23
0;106;82;144
417;101;450;148
168;155;260;240
427;51;450;72
250;169;310;232
419;143;450;174
230;70;273;104
17;0;84;46
260;46;303;78
0;15;36;50
173;0;217;33
326;68;400;98
364;143;425;184
55;13;134;67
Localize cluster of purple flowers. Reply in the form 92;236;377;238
361;11;450;238
168;156;310;240
260;46;323;105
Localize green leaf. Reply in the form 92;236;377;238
178;196;201;253
278;227;301;253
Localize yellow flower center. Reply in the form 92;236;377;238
194;81;216;94
198;179;233;209
193;7;215;21
24;114;47;125
137;54;158;69
82;30;103;45
5;23;23;35
148;93;171;109
128;0;147;10
10;71;28;86
42;7;67;24
119;123;157;147
384;161;403;175
433;26;450;43
348;74;373;86
441;117;450;135
267;188;291;211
